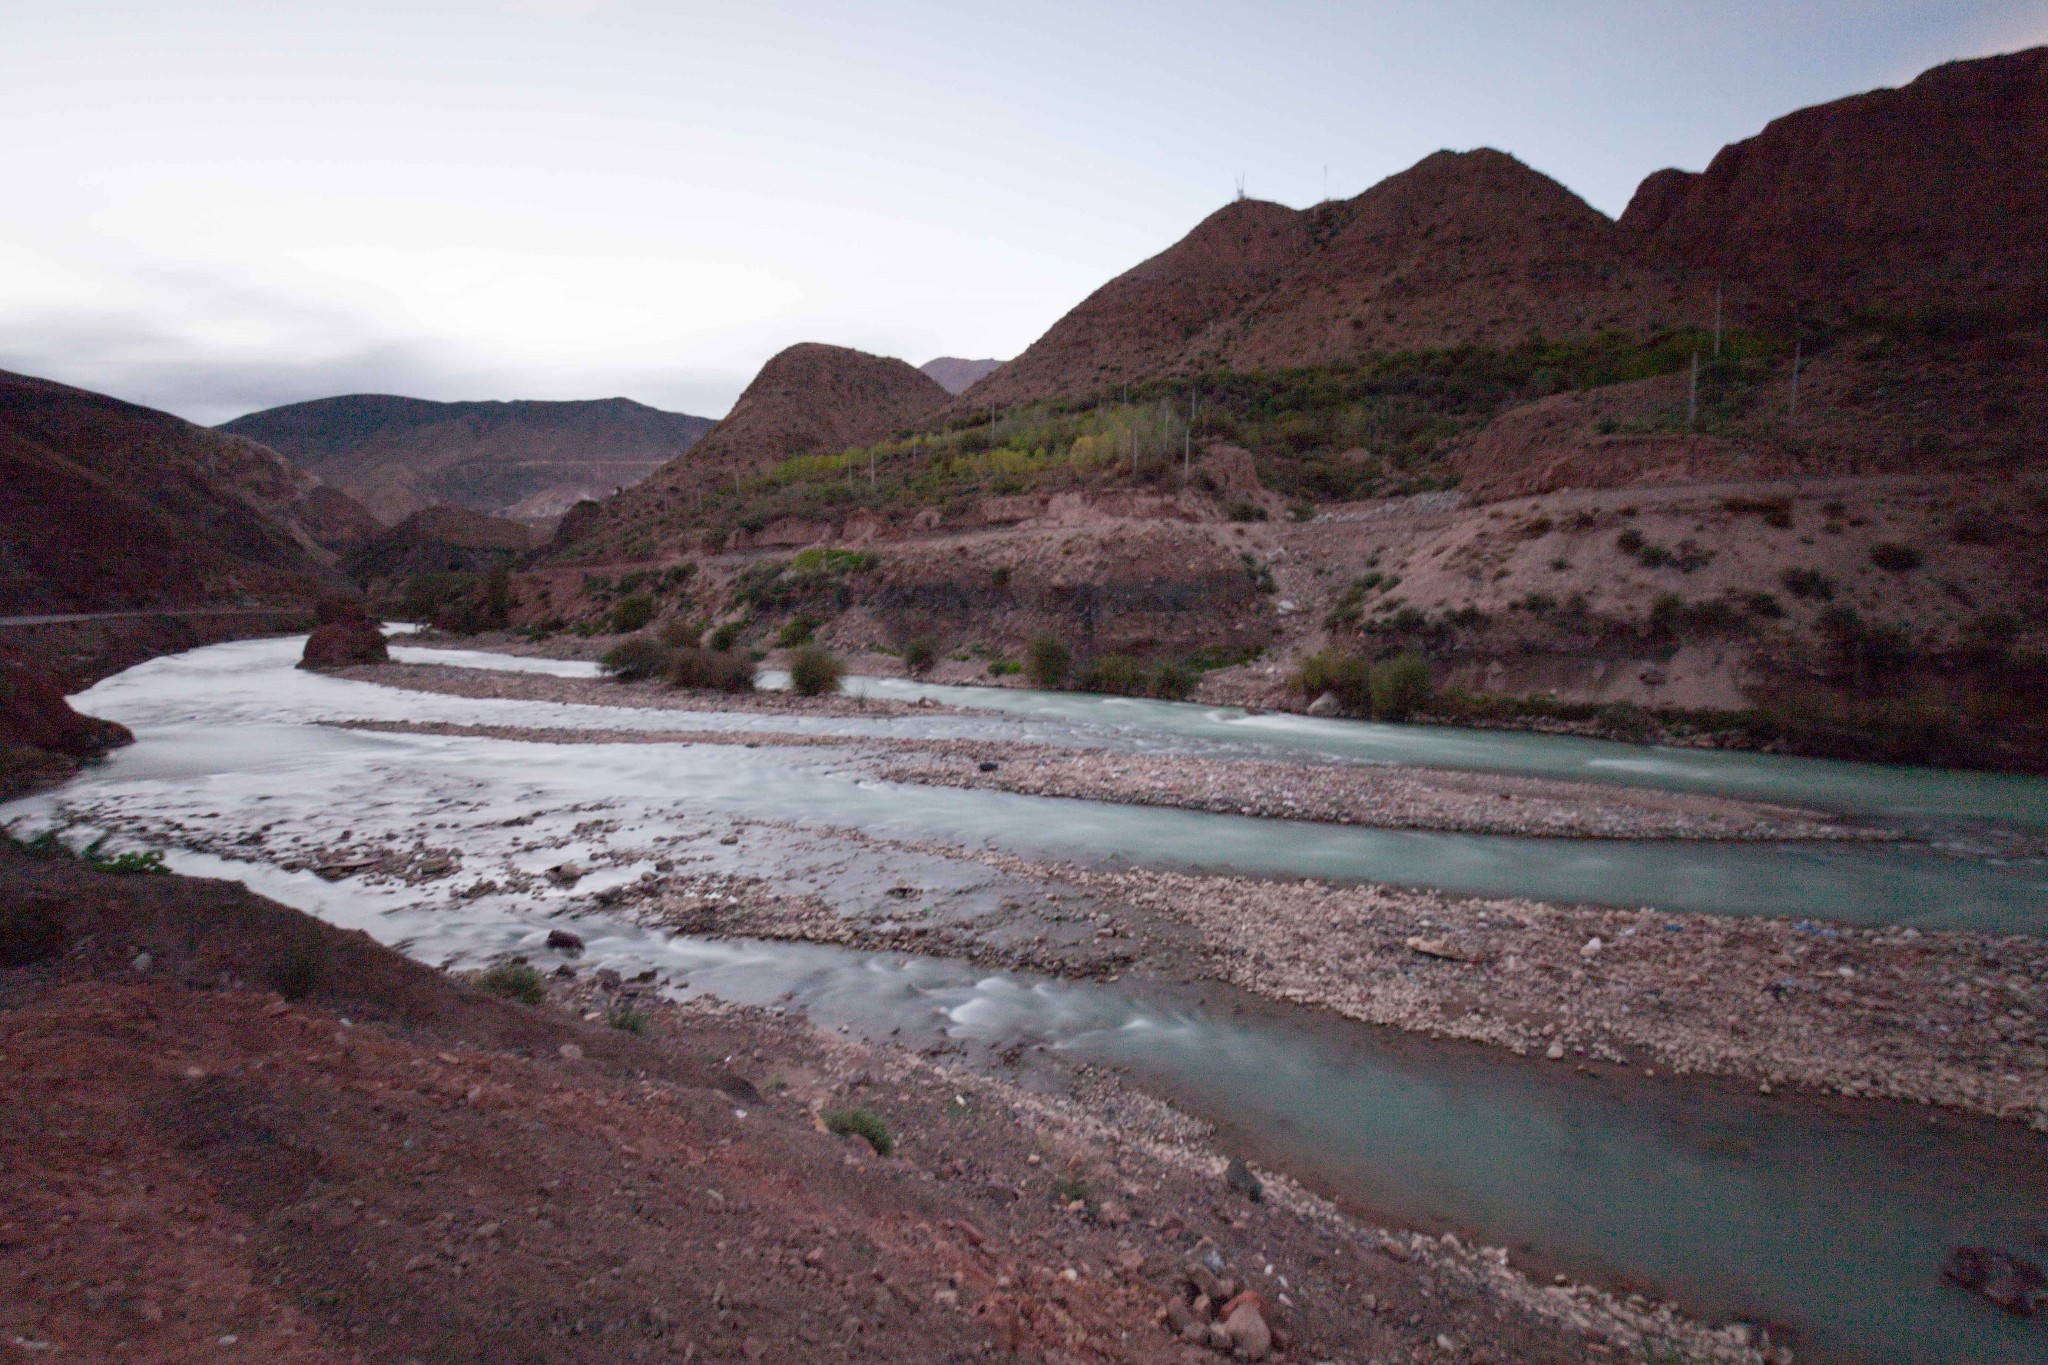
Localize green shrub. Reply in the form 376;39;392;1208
1296;651;1373;713
1025;635;1070;688
988;659;1022;677
902;637;938;676
478;961;546;1005
822;1106;893;1156
708;620;746;651
1226;501;1268;522
1078;653;1146;696
668;647;756;693
1871;542;1923;573
607;1005;649;1034
599;635;670;682
1782;567;1836;601
1367;652;1432;722
1151;660;1198;701
776;617;817;648
610;593;656;633
788;645;844;697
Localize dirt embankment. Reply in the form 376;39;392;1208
0;848;1764;1364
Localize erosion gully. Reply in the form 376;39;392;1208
8;636;2048;1364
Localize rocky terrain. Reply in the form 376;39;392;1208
221;394;714;526
0;838;1770;1365
0;369;366;615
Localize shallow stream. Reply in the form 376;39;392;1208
9;637;2048;1363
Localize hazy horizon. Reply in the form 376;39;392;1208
3;1;2042;425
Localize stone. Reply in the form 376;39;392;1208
1224;1156;1263;1203
298;617;389;670
1943;1246;2046;1316
978;760;1000;772
1580;936;1605;957
545;928;585;953
1305;690;1342;717
1219;1293;1272;1360
546;864;583;887
1546;1042;1566;1060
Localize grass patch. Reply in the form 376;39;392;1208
477;960;547;1005
787;645;844;696
607;1005;649;1034
822;1106;893;1156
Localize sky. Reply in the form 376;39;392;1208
2;2;2042;425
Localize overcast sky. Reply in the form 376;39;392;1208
2;2;2041;424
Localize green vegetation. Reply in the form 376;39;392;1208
667;647;756;693
1296;650;1433;721
6;827;166;876
902;637;938;677
787;645;844;696
1781;567;1836;601
822;1106;894;1156
708;620;745;651
610;593;656;633
607;1005;650;1034
599;635;670;681
1722;495;1794;529
775;617;817;648
1024;635;1070;688
1870;542;1924;573
477;960;547;1005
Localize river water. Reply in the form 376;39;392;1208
8;637;2048;1363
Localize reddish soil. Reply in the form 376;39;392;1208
0;844;1761;1363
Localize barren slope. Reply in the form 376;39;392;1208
223;394;715;524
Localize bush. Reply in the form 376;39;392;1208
1025;635;1070;688
668;647;756;693
1226;501;1268;522
788;645;843;697
599;635;670;682
607;1005;649;1034
822;1106;894;1156
1150;660;1198;701
1078;653;1146;696
902;637;938;677
1367;652;1432;722
610;593;656;633
1296;651;1374;713
776;617;817;648
478;961;546;1005
1871;542;1923;573
708;621;746;652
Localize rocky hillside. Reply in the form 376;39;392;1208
0;369;363;615
964;49;2046;412
1619;46;2048;326
556;343;950;558
221;394;714;525
920;356;1004;394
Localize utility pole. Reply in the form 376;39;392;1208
1688;351;1700;428
1789;339;1802;423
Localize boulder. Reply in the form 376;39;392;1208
1305;690;1342;717
545;928;585;953
0;651;133;757
1224;1155;1264;1202
1219;1292;1272;1360
299;615;389;669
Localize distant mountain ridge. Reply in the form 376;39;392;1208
221;394;715;526
962;47;2048;410
0;369;362;614
919;357;1004;395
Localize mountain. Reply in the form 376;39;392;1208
0;369;362;615
1618;46;2048;325
920;357;1005;395
549;343;949;557
963;151;1692;409
962;49;2048;411
220;395;716;526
